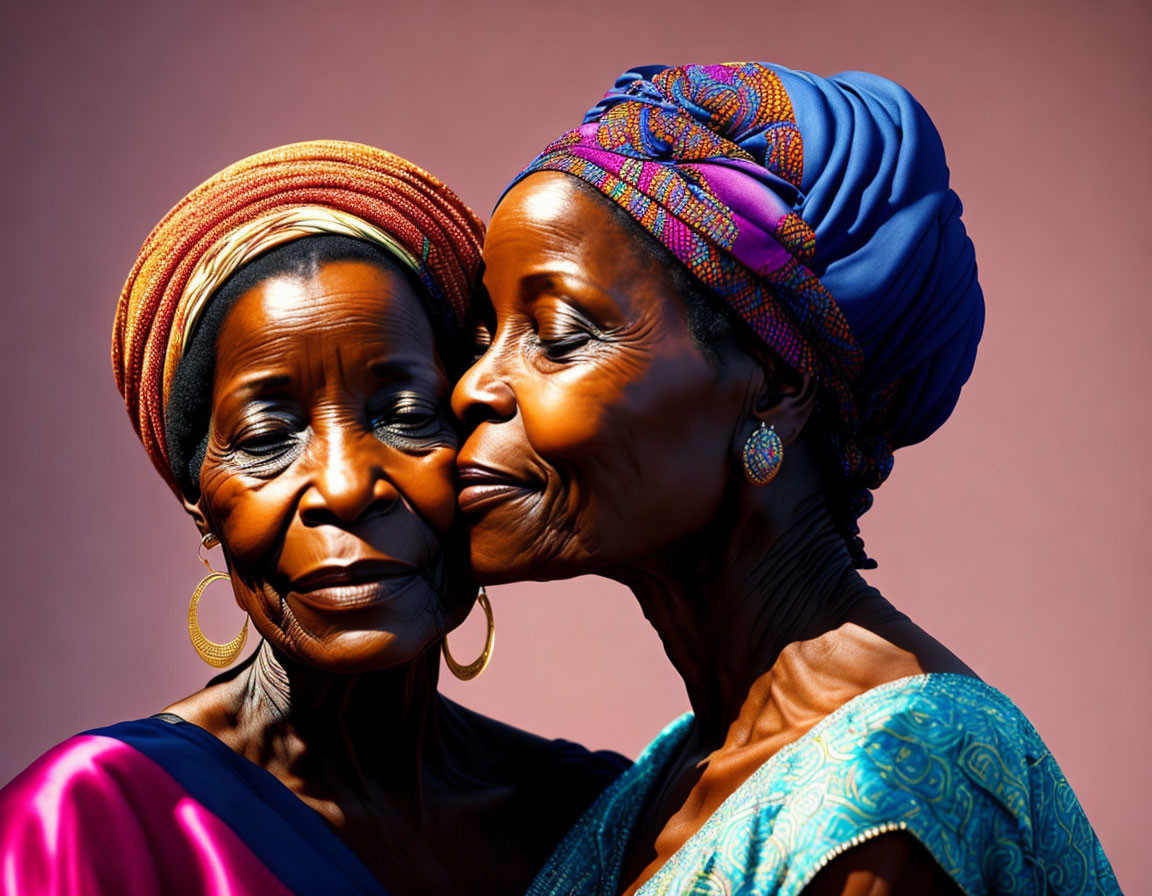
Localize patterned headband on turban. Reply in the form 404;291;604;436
113;140;484;498
508;62;984;563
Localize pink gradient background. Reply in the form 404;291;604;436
1;0;1147;888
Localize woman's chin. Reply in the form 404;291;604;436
262;596;445;673
469;543;584;586
469;543;529;585
285;628;438;673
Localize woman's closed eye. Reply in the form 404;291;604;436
237;428;293;456
538;330;594;359
228;416;305;471
372;393;451;445
534;303;602;360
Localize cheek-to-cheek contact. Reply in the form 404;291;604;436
402;450;458;534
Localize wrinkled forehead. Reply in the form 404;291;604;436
488;173;673;290
212;259;444;387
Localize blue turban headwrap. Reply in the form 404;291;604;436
508;62;984;565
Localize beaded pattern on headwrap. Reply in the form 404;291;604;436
512;64;885;561
113;140;484;498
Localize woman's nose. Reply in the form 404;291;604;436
451;349;517;429
299;430;398;526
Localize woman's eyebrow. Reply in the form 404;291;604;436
519;270;609;300
521;265;587;284
215;373;294;410
227;372;293;394
366;356;422;376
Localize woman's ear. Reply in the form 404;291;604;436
750;357;817;446
182;496;211;538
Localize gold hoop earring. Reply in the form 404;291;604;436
188;533;249;668
742;422;784;486
442;586;494;681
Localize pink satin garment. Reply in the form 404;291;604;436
0;734;295;896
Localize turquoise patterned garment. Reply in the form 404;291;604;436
527;675;1119;895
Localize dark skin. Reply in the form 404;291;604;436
452;173;973;896
164;259;618;896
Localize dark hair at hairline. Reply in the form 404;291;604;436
165;234;461;501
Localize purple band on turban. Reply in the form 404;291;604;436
507;62;984;562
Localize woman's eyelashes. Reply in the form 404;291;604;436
537;330;593;359
371;392;451;445
531;302;603;361
221;390;452;472
226;414;306;473
235;425;297;457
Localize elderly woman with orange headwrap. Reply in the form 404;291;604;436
0;141;625;896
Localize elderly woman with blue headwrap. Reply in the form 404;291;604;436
452;63;1118;894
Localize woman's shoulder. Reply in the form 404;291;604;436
725;674;1119;895
0;727;143;887
0;718;299;896
528;681;1119;896
818;671;1039;753
0;719;182;815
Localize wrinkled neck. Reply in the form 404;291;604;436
613;492;887;739
234;641;443;797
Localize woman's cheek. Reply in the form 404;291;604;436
202;470;286;563
402;446;458;534
522;372;616;459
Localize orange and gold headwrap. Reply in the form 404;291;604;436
112;140;484;497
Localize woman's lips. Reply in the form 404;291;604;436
287;559;420;611
457;463;536;513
